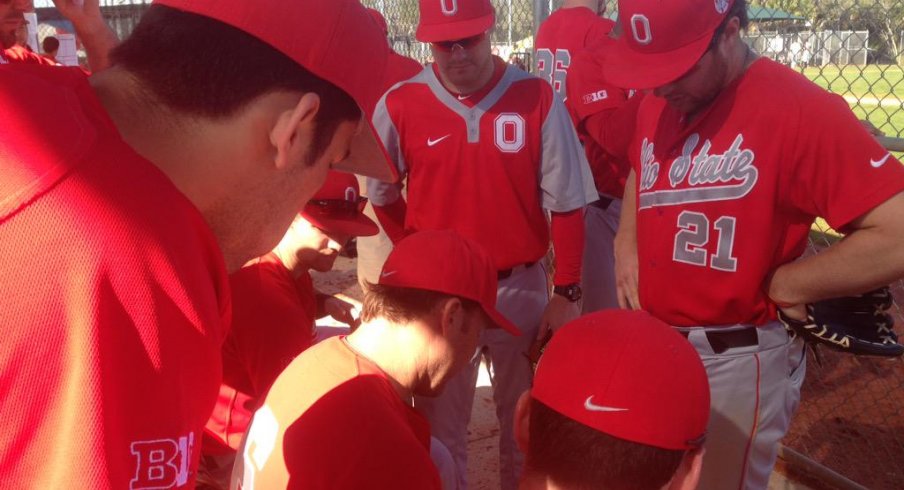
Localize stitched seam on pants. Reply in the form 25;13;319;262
737;353;762;490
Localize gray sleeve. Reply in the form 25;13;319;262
539;95;599;212
366;91;406;205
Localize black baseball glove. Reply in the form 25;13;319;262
777;287;904;358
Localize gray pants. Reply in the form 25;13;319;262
677;322;806;490
415;263;548;490
581;199;621;313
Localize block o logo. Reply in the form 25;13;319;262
494;114;525;153
630;14;653;46
441;0;458;16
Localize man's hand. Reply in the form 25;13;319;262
537;294;580;342
323;296;361;330
52;0;118;71
614;232;641;310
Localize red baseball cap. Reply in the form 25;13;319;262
301;171;378;237
532;310;710;450
604;0;734;89
378;230;520;335
153;0;399;183
416;0;495;42
367;8;389;36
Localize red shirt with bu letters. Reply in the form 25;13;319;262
534;7;614;97
630;59;904;327
234;337;441;490
205;253;317;454
0;66;230;488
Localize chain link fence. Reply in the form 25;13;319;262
33;0;904;487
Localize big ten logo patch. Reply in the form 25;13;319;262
582;90;608;105
130;432;195;489
494;113;525;153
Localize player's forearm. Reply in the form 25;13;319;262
72;16;118;72
770;228;904;306
614;170;637;248
770;193;904;305
550;209;585;285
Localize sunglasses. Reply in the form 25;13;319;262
306;196;368;218
431;33;486;52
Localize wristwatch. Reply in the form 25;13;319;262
553;284;582;302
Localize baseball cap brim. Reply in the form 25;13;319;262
482;308;521;336
302;211;379;238
416;13;494;42
378;272;521;336
334;116;400;183
604;31;712;90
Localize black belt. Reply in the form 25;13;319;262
679;327;758;354
497;261;536;280
590;195;614;211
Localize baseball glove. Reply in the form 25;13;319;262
777;287;904;358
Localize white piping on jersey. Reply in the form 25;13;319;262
423;64;533;144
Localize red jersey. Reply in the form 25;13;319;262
630;59;904;327
0;65;230;488
368;59;596;269
234;337;441;490
565;38;642;198
534;7;614;97
2;45;57;66
205;253;316;454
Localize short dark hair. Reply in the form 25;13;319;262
42;35;59;53
525;399;686;490
723;0;749;31
361;282;482;325
110;5;360;160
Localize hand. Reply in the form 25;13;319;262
536;294;580;344
614;233;641;310
323;296;361;330
777;303;807;322
52;0;103;29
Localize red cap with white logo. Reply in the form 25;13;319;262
378;230;520;336
416;0;495;42
532;310;710;450
604;0;734;89
153;0;399;183
301;171;378;237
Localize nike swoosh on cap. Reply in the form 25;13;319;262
871;153;892;168
584;396;629;413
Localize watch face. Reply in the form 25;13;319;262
556;285;582;302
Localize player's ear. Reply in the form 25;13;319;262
438;297;465;336
514;390;531;453
668;447;704;490
270;92;321;171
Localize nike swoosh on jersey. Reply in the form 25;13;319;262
584;396;629;413
871;153;892;168
381;270;398;278
427;135;451;147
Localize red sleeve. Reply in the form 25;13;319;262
791;90;904;231
582;91;646;160
373;198;409;244
550;209;585;285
